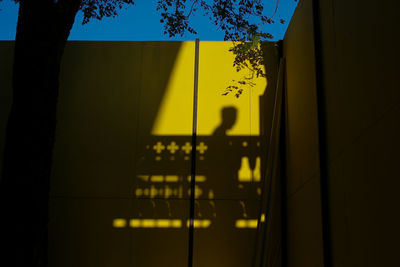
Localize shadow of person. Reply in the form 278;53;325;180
199;106;242;201
212;106;237;137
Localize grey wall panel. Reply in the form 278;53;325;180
317;0;400;266
283;0;324;266
52;42;181;198
286;176;324;267
283;0;321;196
320;0;400;162
48;198;132;267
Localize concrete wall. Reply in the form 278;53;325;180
284;0;400;266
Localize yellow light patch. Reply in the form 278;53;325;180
260;213;266;223
135;188;143;197
187;175;206;182
235;219;259;228
253;157;261;182
156;220;171;228
186;219;211;228
247;220;258;228
129;219;141;228
151;175;164;182
201;220;211;228
257;187;262;195
142;219;156;228
171;220;182;228
238;157;252;182
164;186;173;198
128;219;183;228
235;220;247;228
165;175;179;182
187;185;203;198
150;186;158;198
151;41;267;136
113;218;127;228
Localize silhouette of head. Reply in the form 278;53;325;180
220;106;237;130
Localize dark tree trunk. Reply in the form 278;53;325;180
0;0;80;266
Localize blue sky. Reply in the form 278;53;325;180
0;0;298;41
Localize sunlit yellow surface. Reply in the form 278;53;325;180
150;186;158;198
165;175;179;182
119;218;262;229
129;219;141;228
238;156;262;182
238;157;252;182
187;185;203;198
142;219;156;228
186;219;211;228
253;157;261;182
198;42;266;136
137;175;180;183
164;186;173;198
166;141;180;153
122;218;212;228
151;41;267;136
135;188;143;196
171;220;182;228
153;142;166;153
131;41;269;233
187;175;206;182
113;218;127;228
128;219;183;228
135;185;184;198
156;219;171;228
235;219;259;229
151;175;164;182
152;42;195;135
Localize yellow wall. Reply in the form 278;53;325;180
152;41;266;136
0;41;279;267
